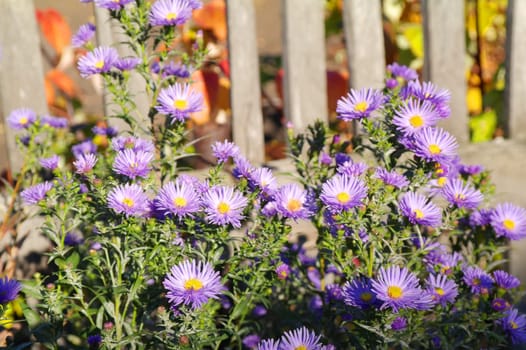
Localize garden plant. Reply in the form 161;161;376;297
1;0;526;349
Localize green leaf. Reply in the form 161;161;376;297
66;251;80;269
21;302;41;328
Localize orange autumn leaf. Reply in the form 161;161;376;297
44;77;56;106
46;69;77;97
36;9;72;55
192;0;227;41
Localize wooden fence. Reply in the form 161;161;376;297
1;0;526;280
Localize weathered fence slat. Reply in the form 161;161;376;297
226;0;265;164
94;6;151;135
342;0;386;89
504;0;526;141
282;0;328;132
0;0;48;172
422;0;468;143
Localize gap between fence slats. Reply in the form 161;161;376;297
226;0;265;164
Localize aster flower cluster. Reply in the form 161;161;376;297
8;6;526;346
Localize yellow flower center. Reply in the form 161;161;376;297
94;60;105;69
336;192;350;204
409;115;424;128
279;270;288;278
413;209;424;219
360;292;372;302
19;117;28;125
217;202;230;214
472;278;480;286
122;197;134;207
437;177;447;187
173;197;187;208
165;12;177;20
387;285;403;299
428;144;441;155
174;99;188;110
503;219;516;230
454;193;465;201
295;346;307;350
287;199;302;212
354;101;368;112
435;287;445;296
184;278;203;291
130;161;138;169
511;321;519;329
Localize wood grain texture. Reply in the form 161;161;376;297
0;0;49;172
504;0;526;141
422;0;468;143
226;0;265;164
282;0;328;132
94;6;150;135
342;0;385;89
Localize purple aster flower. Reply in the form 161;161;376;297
320;175;367;212
72;140;97;158
492;298;511;312
319;152;332;165
336;88;385;120
391;316;407;331
307;267;321;289
94;0;134;10
162;61;191;78
0;277;22;304
155;83;203;122
309;295;323;317
187;0;202;9
490;203;526;240
469;208;493;228
252;304;267;317
276;263;291;280
412;127;458;164
399;192;442;227
203;186;248;228
336;161;368;177
334;153;351;166
112;149;153;179
77;46;118;78
441;178;483;209
279;327;323;350
211;139;240;163
462;266;493;295
434;252;463;276
257;339;279;350
107;183;150;217
374;167;409;189
87;334;102;347
243;334;261;349
459;163;484;176
154;180;200;218
406;80;451;118
386;78;398;89
371;265;424;312
41;115;68;128
163;259;224;309
64;232;84;246
72;23;96;48
21;181;53;205
325;284;343;303
7;108;36;130
498;308;526;344
343;277;379;309
232;156;254;179
114;57;141;71
493;270;521;290
73;153;98;174
111;136;155;153
274;183;313;220
387;62;418;82
249;167;278;197
393;99;439;135
39;155;60;170
425;274;458;307
149;0;193;26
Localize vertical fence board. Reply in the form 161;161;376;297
342;0;386;89
226;0;265;164
0;0;48;173
422;0;468;143
282;0;328;132
94;6;150;135
504;0;526;141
